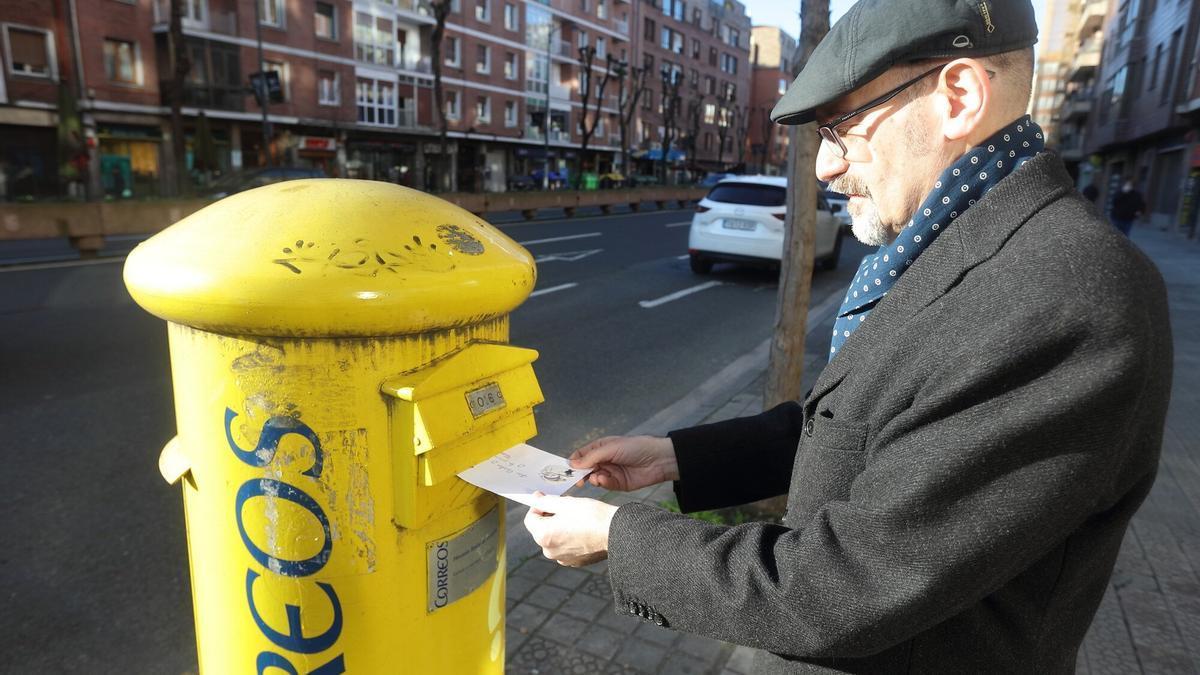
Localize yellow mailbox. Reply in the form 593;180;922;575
124;179;541;674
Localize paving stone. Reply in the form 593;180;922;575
538;613;590;645
725;645;756;674
634;620;678;647
1134;647;1197;675
507;635;611;675
506;574;538;602
659;652;711;675
506;624;530;655
513;557;559;582
612;637;668;673
575;625;626;660
597;607;642;635
525;584;572;611
508;602;551;634
674;633;726;666
1121;588;1189;655
579;573;614;599
546;565;592;591
1078;586;1140;675
559;591;610;622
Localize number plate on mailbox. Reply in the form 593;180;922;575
466;382;506;418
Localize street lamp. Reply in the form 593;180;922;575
543;22;562;190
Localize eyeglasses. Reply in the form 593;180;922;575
817;65;945;161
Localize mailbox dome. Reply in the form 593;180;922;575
124;179;536;337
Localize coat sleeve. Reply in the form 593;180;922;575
668;401;804;513
607;296;1163;658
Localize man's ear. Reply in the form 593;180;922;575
933;59;991;142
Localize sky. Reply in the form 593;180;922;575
740;0;1047;48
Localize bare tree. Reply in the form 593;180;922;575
757;106;776;173
765;0;830;408
429;0;453;191
734;102;751;170
575;48;617;189
615;62;649;181
167;0;191;196
659;70;683;184
683;86;705;178
715;98;732;169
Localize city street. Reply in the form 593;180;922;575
0;206;870;673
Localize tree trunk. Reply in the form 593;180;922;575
168;0;190;197
764;0;831;410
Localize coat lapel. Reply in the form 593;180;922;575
805;152;1075;406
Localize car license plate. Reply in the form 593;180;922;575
722;218;756;231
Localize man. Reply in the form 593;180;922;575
1111;180;1146;236
523;0;1173;672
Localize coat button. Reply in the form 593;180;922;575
805;418;815;436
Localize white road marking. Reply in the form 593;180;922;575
534;249;603;263
675;254;690;260
664;221;693;228
529;282;579;298
517;232;602;246
638;281;723;309
0;257;125;273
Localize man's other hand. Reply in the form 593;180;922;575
523;493;618;567
568;435;680;492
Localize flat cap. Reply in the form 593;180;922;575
771;0;1038;125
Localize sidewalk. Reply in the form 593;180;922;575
503;223;1200;674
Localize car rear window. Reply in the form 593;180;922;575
706;183;786;207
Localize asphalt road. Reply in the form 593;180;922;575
0;206;869;673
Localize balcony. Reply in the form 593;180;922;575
555;39;576;59
1076;0;1107;39
397;0;438;25
1060;91;1093;121
615;18;629;35
398;56;432;74
523;127;571;143
1068;43;1101;82
1057;135;1086;162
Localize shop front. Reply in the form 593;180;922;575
97;124;163;199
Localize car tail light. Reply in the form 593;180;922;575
772;212;787;221
696;205;710;213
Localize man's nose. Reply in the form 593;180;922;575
815;138;850;183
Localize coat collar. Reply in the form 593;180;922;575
805;152;1075;406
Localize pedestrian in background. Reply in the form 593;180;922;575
523;0;1173;672
1111;180;1146;236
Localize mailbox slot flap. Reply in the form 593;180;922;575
382;342;543;486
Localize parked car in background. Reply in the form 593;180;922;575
507;175;536;191
698;172;735;188
203;166;326;198
821;186;852;230
688;175;843;274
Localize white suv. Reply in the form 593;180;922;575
688;175;844;274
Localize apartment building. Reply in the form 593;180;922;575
0;0;758;199
1079;0;1200;233
1028;0;1073;147
746;25;794;175
632;0;752;178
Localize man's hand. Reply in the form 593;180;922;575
523;493;619;567
569;435;679;492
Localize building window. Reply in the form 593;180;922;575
3;25;54;78
318;69;339;105
578;30;589;49
708;46;717;67
264;59;289;101
504;3;518;30
446;90;461;120
597;0;607;19
642;90;653;110
691;38;700;59
446;36;461;67
259;0;284;28
643;17;656;41
689;68;698;86
505;100;518;127
719;52;737;74
354;12;394;66
704;132;712;151
476;96;491;123
704;75;715;95
103;38;139;85
475;0;490;22
357;77;396;126
703;103;715;124
596;37;606;59
1162;28;1181;104
476;44;491;74
661;0;684;22
504;51;518;79
315;2;336;40
661;27;682;54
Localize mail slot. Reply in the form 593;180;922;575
124;179;540;674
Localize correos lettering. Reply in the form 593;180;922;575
226;408;346;673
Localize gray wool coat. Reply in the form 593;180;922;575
606;152;1174;674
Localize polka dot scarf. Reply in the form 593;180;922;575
829;115;1045;361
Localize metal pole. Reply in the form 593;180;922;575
252;0;273;166
543;24;555;190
